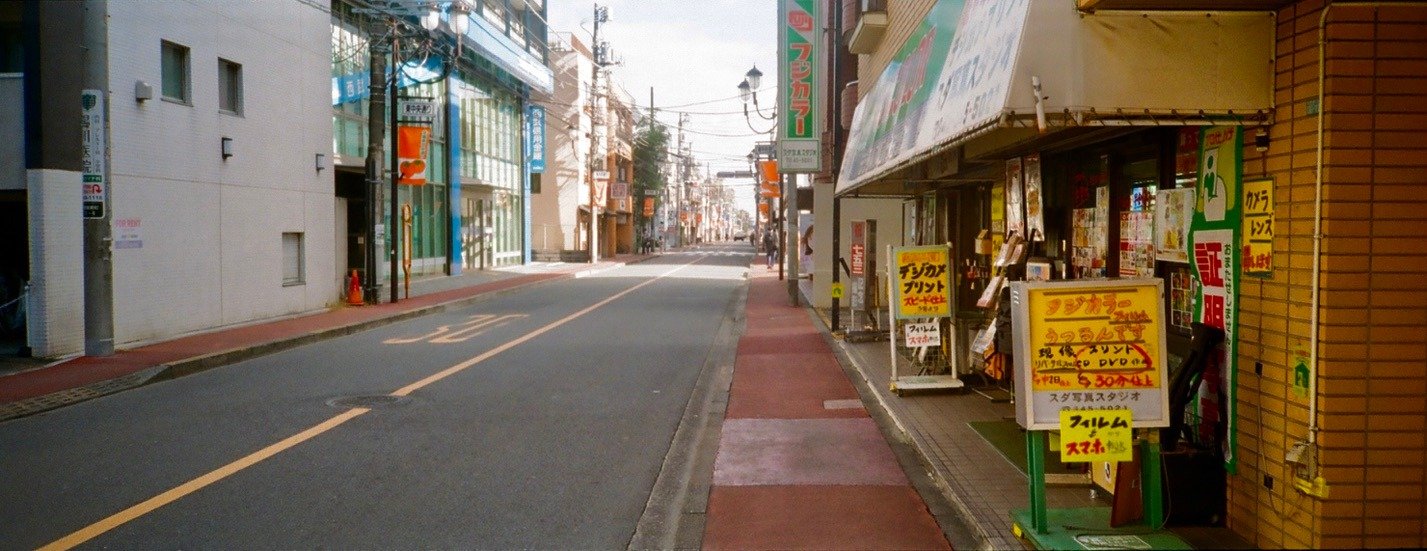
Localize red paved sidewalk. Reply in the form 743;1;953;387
0;257;646;419
703;265;953;550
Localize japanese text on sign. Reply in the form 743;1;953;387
893;246;952;319
1059;408;1133;462
904;322;940;348
1013;280;1169;430
1241;179;1273;275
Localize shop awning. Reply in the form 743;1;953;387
836;0;1274;196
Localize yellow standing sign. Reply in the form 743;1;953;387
1059;408;1134;463
1011;279;1169;430
892;245;952;319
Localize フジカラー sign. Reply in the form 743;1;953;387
1011;279;1169;431
892;245;952;319
777;0;821;172
1059;409;1133;463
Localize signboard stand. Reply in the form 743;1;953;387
1005;278;1188;549
886;244;964;394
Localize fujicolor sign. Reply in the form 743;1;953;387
777;0;821;172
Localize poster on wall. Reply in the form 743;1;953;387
1011;279;1170;430
1189;126;1242;471
1119;211;1155;278
1154;188;1195;263
1242;178;1274;275
1005;158;1026;239
1024;154;1044;242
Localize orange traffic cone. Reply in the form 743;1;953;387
347;269;364;306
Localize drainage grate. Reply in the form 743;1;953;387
0;368;164;423
326;395;410;409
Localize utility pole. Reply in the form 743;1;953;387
586;4;608;263
81;0;114;356
676;113;687;247
364;18;387;304
388;22;401;303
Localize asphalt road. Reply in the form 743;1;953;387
0;244;753;550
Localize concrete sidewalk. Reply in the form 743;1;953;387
0;255;651;423
702;265;963;550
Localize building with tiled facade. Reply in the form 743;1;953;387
828;0;1427;548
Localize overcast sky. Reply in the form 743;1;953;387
545;0;777;214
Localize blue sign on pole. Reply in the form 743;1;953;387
527;105;546;173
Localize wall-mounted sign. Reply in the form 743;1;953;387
777;0;821;172
892;245;952;319
526;105;546;173
1012;279;1170;431
1190;126;1242;470
399;98;437;120
1242;178;1273;275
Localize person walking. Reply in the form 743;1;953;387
762;230;778;270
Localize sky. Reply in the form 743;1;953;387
544;0;777;216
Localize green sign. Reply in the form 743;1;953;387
1188;126;1242;472
777;0;821;172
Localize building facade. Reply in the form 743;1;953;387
830;0;1427;548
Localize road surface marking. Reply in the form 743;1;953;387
382;314;527;344
41;255;707;550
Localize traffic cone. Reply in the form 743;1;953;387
347;269;363;306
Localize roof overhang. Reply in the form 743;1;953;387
836;0;1274;197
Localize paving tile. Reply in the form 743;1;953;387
705;485;951;551
713;418;907;487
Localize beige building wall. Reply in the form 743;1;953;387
1231;2;1427;548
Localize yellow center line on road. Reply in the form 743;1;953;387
41;256;707;551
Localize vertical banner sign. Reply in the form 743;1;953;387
80;90;107;219
760;160;781;198
1189;126;1241;471
526;105;546;173
1242;179;1273;275
643;197;655;217
777;0;821;172
1011;279;1170;430
397;126;430;185
1005;158;1025;239
892;245;952;319
1024;154;1044;242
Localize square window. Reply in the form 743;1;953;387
282;232;305;286
161;40;190;103
219;58;243;114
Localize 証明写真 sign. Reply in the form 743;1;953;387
1011;279;1169;431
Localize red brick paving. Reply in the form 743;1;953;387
704;485;952;550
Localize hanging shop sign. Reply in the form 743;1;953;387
1024;154;1044;241
892;245;952;319
396;126;430;186
526;105;546;173
760;160;781;198
81;89;107;219
643;197;655;217
1011;279;1170;431
1006;158;1026;239
777;0;822;172
1189;125;1242;470
1242;178;1274;275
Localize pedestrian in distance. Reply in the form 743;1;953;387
762;231;778;270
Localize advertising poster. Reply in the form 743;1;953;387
1154;188;1194;263
396;126;430;185
1190;126;1242;471
1024;154;1044;241
893;245;952;319
1011;279;1170;430
1005;158;1026;239
1242;178;1274;275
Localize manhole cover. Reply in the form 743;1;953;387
326;395;410;409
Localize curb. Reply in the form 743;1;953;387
0;257;654;423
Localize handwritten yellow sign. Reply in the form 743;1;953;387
1060;408;1133;462
1242;178;1273;275
893;246;952;319
1013;279;1168;430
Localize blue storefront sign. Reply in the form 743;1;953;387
526;105;546;173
